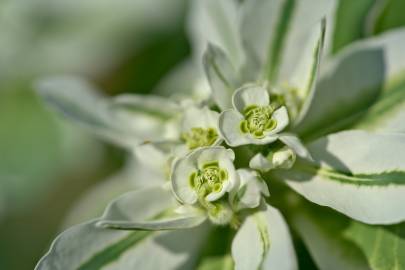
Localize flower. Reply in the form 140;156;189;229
172;146;238;204
35;0;405;269
219;85;289;146
175;106;222;155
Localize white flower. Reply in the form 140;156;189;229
178;106;222;152
219;85;289;146
229;169;269;211
171;146;238;204
250;147;296;172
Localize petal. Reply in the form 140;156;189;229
197;148;238;194
264;106;289;136
205;184;228;202
133;141;178;179
232;85;270;113
181;106;219;132
171;156;199;205
219;110;252;147
194;146;235;167
172;146;236;204
232;204;297;270
230;169;269;211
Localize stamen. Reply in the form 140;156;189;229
239;105;277;138
182;127;218;150
189;161;228;197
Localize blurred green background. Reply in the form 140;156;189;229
1;0;405;269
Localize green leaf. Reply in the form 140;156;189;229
36;76;178;147
197;255;234;270
296;29;405;139
36;187;209;270
62;166;138;228
289;199;371;270
291;18;326;117
98;213;207;231
279;130;405;224
352;75;405;133
240;0;334;83
331;0;375;54
97;187;206;230
345;221;405;270
231;204;297;270
95;186;174;227
188;0;244;70
373;0;405;35
111;94;178;121
62;160;166;228
36;220;209;270
264;0;295;82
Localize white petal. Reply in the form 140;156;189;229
133;141;178;179
181;106;219;132
171;155;199;204
219;110;252;146
232;85;270;113
196;147;238;198
172;147;236;204
205;184;228;202
195;147;235;167
264;106;289;136
230;169;269;211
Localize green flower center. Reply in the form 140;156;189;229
189;161;228;197
240;105;277;138
182;127;218;150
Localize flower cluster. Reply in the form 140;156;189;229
35;0;405;269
